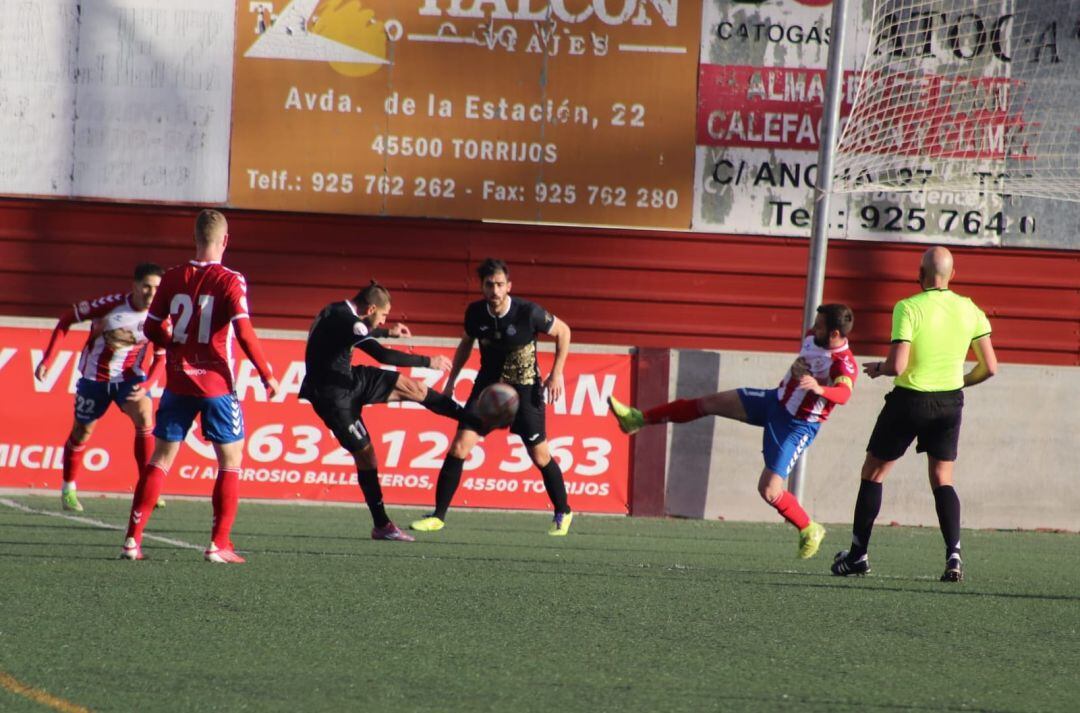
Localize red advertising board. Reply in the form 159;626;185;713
0;324;631;514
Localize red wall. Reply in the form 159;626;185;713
1;198;1077;365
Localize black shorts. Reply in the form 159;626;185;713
464;380;546;446
301;366;400;452
866;387;964;462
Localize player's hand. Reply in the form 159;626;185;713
264;377;280;399
544;372;565;403
798;374;824;395
388;323;412;339
429;354;452;372
34;362;47;382
863;361;886;379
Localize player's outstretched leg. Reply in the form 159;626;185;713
608;396;704;435
607;396;644;434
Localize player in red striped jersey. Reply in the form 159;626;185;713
35;263;166;513
120;209;279;563
609;304;857;559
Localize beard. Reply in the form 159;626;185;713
813;333;829;348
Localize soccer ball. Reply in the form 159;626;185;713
477;383;519;428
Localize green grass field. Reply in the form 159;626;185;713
1;494;1077;713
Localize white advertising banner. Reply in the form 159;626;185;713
691;0;1077;248
0;0;234;203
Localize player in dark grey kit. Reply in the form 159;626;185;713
300;282;486;541
411;258;575;536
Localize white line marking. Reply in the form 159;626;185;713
618;44;686;54
407;33;477;44
0;498;203;551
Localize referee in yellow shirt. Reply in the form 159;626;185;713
832;247;997;582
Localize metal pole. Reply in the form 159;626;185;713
789;0;849;503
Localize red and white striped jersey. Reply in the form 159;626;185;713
776;333;858;423
74;293;158;383
147;260;251;397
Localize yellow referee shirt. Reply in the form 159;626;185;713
891;289;992;392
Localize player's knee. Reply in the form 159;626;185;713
394;375;425;403
527;445;551;468
70;423;94;443
449;433;476;459
758;479;783;503
353;444;378;470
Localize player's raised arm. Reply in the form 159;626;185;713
355;336;443;369
36;306;79;380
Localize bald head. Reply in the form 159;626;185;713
920;246;954;288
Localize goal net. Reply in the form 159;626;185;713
832;0;1080;201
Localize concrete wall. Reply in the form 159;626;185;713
662;349;1080;532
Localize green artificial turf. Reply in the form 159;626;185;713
1;495;1077;712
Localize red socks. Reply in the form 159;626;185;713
644;398;702;425
125;463;168;542
771;491;811;530
134;428;154;472
62;438;86;485
211;468;241;548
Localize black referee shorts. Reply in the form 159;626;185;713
301;366;400;452
866;387;964;462
463;380;547;447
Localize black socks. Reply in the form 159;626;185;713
540;459;570;515
357;468;389;528
432;456;465;520
849;479;883;559
933;485;962;560
421;390;484;431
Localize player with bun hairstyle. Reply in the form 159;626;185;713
299;281;490;541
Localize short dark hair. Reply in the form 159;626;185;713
354;280;391;308
134;262;164;281
194;208;227;245
817;303;854;336
477;258;509;281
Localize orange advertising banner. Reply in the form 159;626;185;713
0;324;631;514
228;0;699;229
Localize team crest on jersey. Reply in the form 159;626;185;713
78;300;90;314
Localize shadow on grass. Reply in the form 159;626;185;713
745;574;1080;603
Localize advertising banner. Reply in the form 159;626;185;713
0;324;631;514
692;0;1069;248
228;0;700;229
